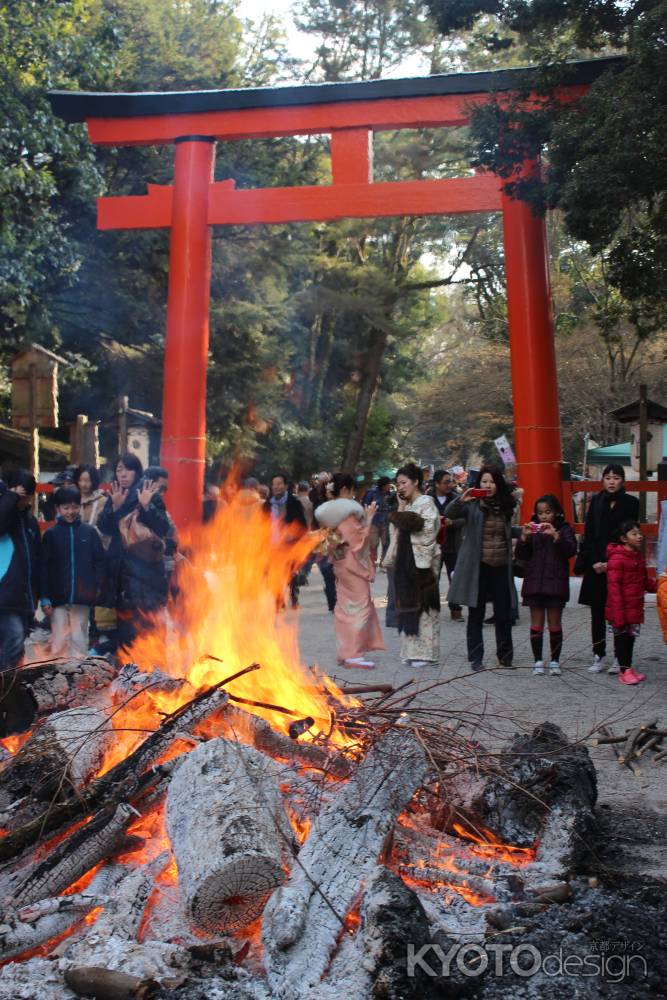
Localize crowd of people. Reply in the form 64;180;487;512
0;459;665;694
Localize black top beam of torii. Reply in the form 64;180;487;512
48;56;623;122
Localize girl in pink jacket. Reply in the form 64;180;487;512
605;520;657;685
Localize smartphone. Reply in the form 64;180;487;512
469;488;490;498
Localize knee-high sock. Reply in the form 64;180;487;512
530;627;544;662
548;627;563;663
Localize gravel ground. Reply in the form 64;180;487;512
295;568;667;837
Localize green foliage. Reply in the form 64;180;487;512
428;0;667;327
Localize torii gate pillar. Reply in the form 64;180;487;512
502;163;563;511
161;138;215;530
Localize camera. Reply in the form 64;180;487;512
529;522;549;533
469;488;490;498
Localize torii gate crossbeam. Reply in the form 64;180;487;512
49;59;621;529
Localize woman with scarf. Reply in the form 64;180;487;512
446;466;519;671
98;453;171;652
575;464;640;673
385;463;441;667
73;464;106;529
315;473;384;668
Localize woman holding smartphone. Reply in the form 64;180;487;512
446;466;520;671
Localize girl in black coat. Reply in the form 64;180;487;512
575;464;640;673
515;494;577;676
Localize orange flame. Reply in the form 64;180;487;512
451;821;536;865
98;486;359;775
0;732;30;757
403;872;493;906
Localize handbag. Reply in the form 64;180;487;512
512;557;527;578
381;530;398;570
119;508;166;563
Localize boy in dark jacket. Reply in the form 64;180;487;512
40;485;105;658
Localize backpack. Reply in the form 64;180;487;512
118;508;166;563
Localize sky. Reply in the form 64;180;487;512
235;0;431;82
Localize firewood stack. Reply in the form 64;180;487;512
593;719;666;775
0;667;603;1000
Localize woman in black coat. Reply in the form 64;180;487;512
576;464;640;673
98;454;171;652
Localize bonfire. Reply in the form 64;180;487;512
0;485;605;1000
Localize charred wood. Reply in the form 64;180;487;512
26;656;117;711
64;967;159;1000
0;708;114;814
0;685;229;863
262;729;428;998
0;864;127;962
218;703;351;778
477;723;597;873
12;803;136;906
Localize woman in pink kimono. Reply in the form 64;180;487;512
315;474;385;668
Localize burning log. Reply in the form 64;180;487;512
110;663;185;698
398;864;495;899
64;967;159;1000
0;864;128;962
1;658;117;736
262;729;428;998
0;708;114;816
166;737;293;933
64;853;181;984
476;723;597;874
12;803;137;906
219;703;351;778
0;684;229;864
0;894;103;962
322;868;436;1000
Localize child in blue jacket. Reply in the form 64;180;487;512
40;485;106;658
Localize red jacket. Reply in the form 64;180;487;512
605;543;657;628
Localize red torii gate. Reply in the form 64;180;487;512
49;59;618;530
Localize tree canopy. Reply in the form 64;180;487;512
1;0;665;481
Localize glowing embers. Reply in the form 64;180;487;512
393;810;536;908
0;733;30;757
451;820;536;866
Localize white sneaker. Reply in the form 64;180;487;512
607;658;620;675
532;661;545;675
343;657;375;669
409;660;432;668
549;661;562;676
588;655;606;673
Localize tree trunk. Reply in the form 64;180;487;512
342;325;388;471
166;737;293;934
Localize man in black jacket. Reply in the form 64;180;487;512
264;473;307;608
0;470;41;736
0;470;40;670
